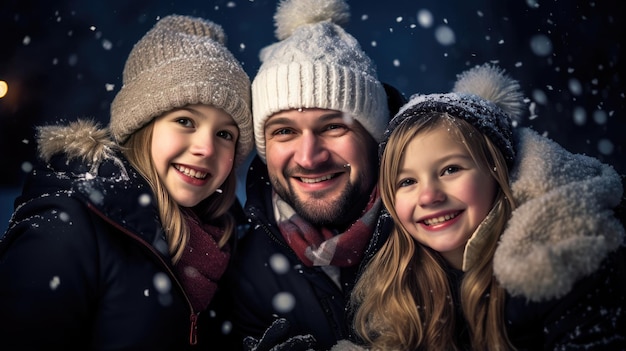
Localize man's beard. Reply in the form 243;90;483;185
271;174;370;229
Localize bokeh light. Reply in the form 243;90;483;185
0;80;8;98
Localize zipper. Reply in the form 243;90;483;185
189;313;198;345
247;205;291;251
86;202;200;345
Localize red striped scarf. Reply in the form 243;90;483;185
273;186;381;267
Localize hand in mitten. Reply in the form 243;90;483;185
242;317;317;351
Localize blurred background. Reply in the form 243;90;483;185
1;0;624;227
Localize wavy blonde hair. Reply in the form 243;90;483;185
352;112;516;351
121;121;236;263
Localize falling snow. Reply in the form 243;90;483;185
49;276;60;290
6;7;618;309
153;272;171;294
269;253;290;274
138;193;151;206
273;291;296;313
0;7;624;323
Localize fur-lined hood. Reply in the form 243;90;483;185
16;119;164;250
37;119;118;165
491;127;624;301
36;119;120;174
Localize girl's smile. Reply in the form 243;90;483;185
151;104;238;207
394;125;497;269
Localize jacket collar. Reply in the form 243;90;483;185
493;128;625;301
30;119;168;257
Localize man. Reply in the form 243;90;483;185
206;0;406;350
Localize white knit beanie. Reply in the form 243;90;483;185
252;0;389;162
110;14;253;167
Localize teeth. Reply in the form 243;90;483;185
300;174;333;184
424;212;458;226
175;165;207;179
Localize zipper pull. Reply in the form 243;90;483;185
189;313;198;345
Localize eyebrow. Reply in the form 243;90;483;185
172;106;238;127
265;111;347;128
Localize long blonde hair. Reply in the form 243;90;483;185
121;121;236;263
352;112;516;350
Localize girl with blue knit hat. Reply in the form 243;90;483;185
336;63;626;350
0;14;252;349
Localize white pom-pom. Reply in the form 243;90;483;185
453;63;525;121
274;0;350;40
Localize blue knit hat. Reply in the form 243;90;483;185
379;63;525;168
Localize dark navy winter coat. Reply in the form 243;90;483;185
0;143;202;350
207;155;392;350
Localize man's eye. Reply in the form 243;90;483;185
273;128;293;135
326;124;345;131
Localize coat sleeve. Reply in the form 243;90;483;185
541;248;626;349
494;127;625;301
0;193;101;348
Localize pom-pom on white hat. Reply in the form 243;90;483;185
110;14;253;167
252;0;389;162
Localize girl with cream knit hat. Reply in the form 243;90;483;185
0;14;252;350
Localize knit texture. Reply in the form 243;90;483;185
110;14;253;167
175;210;230;312
273;186;381;267
493;127;624;301
380;63;524;168
252;0;389;162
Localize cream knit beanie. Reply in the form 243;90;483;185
110;14;253;167
252;0;389;162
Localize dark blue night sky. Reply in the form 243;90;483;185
1;0;624;225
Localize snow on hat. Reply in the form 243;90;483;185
251;0;389;162
110;14;253;167
380;63;525;168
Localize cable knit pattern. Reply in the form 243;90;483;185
176;211;230;312
252;0;388;162
273;187;381;267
